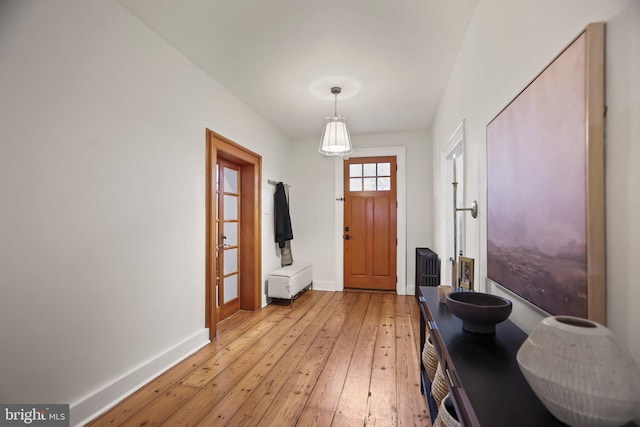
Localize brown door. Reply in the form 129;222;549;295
216;158;241;320
206;130;262;339
344;156;397;290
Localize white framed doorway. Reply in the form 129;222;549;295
441;120;466;287
334;146;407;294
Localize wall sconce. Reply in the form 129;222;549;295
452;154;478;219
457;200;478;218
452;154;478;289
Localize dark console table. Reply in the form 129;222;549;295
418;286;638;426
419;286;566;426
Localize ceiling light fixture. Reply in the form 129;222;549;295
319;87;353;156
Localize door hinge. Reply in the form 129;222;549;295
396;275;398;283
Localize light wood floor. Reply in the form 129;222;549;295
88;290;430;426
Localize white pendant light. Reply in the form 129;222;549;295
319;87;353;156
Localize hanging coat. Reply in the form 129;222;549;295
274;182;293;248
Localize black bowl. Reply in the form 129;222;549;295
445;291;513;334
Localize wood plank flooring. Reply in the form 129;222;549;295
88;290;430;426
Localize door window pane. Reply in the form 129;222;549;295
224;222;238;246
224;167;238;193
224;248;238;275
377;177;391;191
350;178;362;192
223;273;238;302
377;162;391;176
363;177;377;191
363;163;376;177
215;251;219;278
224;195;238;220
349;164;362;177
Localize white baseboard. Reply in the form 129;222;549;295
70;329;210;427
311;281;412;294
311;280;337;292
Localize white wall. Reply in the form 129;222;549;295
0;0;291;424
431;0;640;364
605;0;640;368
290;131;432;294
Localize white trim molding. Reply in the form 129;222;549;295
440;120;466;284
70;329;210;426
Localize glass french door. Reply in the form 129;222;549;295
216;158;241;321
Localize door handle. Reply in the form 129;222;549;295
344;234;350;240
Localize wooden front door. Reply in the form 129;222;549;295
344;156;397;291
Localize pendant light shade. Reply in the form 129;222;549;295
319;87;352;156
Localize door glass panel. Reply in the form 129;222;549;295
215;250;219;278
215;221;220;277
349;161;393;192
215;158;243;321
363;163;376;177
363;177;376;191
377;162;391;176
350;178;362;192
224;248;238;274
224;167;238;193
350;164;362;177
377;177;391;191
224;195;238;220
224;274;238;302
225;222;238;246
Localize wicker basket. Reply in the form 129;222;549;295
434;394;460;427
431;363;449;407
422;335;439;381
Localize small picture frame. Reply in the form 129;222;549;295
459;257;475;290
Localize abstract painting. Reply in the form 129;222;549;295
486;23;605;322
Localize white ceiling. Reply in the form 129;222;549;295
118;0;479;140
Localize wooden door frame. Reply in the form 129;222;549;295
206;129;262;339
334;146;407;294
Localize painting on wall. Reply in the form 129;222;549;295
486;23;605;322
459;256;474;291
